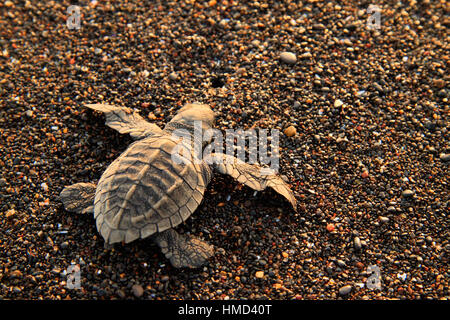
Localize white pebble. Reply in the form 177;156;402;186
334;99;344;107
40;182;49;192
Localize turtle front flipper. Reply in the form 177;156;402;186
60;182;97;214
154;229;214;268
85;103;163;140
205;153;297;210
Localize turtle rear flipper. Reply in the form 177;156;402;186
60;182;96;214
154;229;214;268
206;153;297;210
85;103;163;140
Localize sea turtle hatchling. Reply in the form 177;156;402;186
60;103;297;268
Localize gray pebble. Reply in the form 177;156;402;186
387;206;397;213
169;72;178;80
132;284;144;297
379;216;389;223
354;237;361;251
300;52;312;58
402;190;415;198
116;289;126;298
439;153;450;162
339;285;352;296
337;260;346;267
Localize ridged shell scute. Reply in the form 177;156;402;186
94;135;209;244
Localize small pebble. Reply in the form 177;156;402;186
5;209;16;219
284;126;297;137
279;52;297;64
334;99;344;108
337;260;346;267
439;154;450;162
116;289;126;298
339;285;352;296
132;284;144;298
402;190;415;198
354;237;362;251
379;216;389;223
300;52;312;58
168;72;178;80
387;206;397;213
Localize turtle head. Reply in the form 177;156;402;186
165;103;216;156
167;103;215;131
